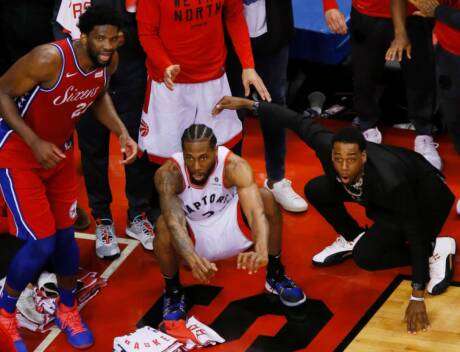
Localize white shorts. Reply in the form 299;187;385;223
187;197;253;262
139;74;242;163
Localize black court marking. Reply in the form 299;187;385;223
335;275;460;352
138;285;333;352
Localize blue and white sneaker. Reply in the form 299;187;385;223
265;274;306;307
55;303;94;349
163;289;186;321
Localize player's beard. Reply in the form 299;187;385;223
87;46;113;68
190;168;213;186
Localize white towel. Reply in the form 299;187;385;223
113;326;183;352
56;0;91;39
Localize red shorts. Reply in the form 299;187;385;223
0;157;77;240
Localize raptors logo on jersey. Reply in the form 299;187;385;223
171;146;237;221
0;38;107;168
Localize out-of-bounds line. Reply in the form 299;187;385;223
33;232;139;352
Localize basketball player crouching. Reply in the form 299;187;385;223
154;124;306;320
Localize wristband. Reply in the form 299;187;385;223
410;295;424;302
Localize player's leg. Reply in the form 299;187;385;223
304;176;365;266
47;159;93;348
259;188;306;307
154;215;186;320
0;168;57;352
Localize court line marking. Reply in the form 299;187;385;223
33;232;139;352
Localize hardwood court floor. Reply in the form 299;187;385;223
24;118;460;352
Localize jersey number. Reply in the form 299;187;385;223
71;102;92;119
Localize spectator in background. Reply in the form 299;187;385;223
54;0;155;260
135;0;270;212
226;0;308;213
407;0;460;215
323;0;442;170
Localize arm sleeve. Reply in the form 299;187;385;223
258;102;333;156
224;0;254;69
323;0;339;12
136;0;173;75
394;186;431;285
435;4;460;30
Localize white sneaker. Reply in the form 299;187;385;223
414;135;442;171
362;127;382;144
457;200;460;216
126;213;155;250
95;219;121;260
312;232;364;266
427;237;456;295
264;179;308;212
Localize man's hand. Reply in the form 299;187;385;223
30;138;66;169
237;251;268;275
212;96;254;116
119;133;138;165
409;0;440;17
386;33;412;61
405;299;430;334
188;256;218;284
242;68;271;102
164;64;181;91
325;9;348;35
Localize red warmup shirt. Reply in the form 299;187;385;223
0;38;107;168
435;0;460;55
137;0;254;83
322;0;416;18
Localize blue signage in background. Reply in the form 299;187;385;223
290;0;352;65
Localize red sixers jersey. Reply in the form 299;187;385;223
435;0;460;55
0;38;107;168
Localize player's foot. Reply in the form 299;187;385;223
74;206;91;231
95;219;120;260
264;179;308;212
427;237;456;295
414;135;442;171
265;273;306;307
456;199;460;216
362;127;382;144
312;233;364;266
55;302;94;349
126;213;155;250
0;308;28;352
163;289;186;321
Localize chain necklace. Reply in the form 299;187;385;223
337;173;364;200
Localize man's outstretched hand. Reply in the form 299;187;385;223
212;96;254;116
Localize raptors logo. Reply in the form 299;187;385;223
140;119;149;137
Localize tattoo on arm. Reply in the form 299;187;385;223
155;162;197;262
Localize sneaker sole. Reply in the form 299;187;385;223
95;250;121;260
278;203;308;213
312;251;353;267
428;253;454;296
125;228;154;251
264;282;307;307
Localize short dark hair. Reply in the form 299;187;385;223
181;124;217;149
78;5;123;35
332;127;366;151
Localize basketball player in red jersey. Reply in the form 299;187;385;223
0;6;137;351
154;124;306;321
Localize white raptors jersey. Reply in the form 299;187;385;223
171;146;238;222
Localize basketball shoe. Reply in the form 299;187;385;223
55;302;94;349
